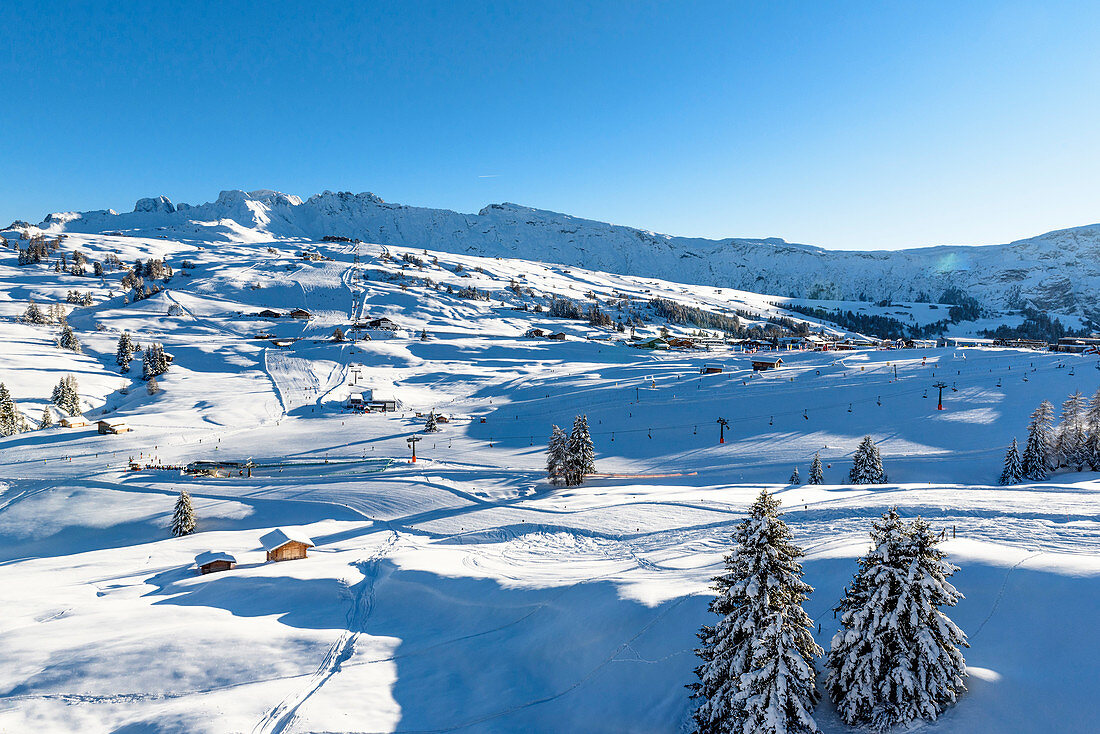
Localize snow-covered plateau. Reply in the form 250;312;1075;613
0;203;1098;733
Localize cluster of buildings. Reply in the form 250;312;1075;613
195;528;314;574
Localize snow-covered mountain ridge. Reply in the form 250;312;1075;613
27;189;1100;315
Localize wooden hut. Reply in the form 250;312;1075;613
751;358;783;372
195;551;237;575
260;528;315;562
255;309;281;318
700;363;724;374
97;419;132;434
60;415;89;428
287;308;312;320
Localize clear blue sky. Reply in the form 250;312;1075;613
3;1;1098;250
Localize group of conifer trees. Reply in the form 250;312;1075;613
788;437;888;486
1000;390;1100;484
691;491;967;734
545;415;596;486
0;375;86;436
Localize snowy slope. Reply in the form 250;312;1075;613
21;188;1100;315
1;226;1099;732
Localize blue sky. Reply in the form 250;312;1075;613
2;1;1098;249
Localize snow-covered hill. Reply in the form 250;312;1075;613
2;216;1100;733
23;188;1100;315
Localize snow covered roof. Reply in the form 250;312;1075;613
259;528;315;552
194;551;236;566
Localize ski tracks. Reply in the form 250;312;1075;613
252;530;400;734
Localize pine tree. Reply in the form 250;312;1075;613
790;466;801;484
1021;400;1055;481
546;424;569;484
826;511;967;731
21;299;46;324
809;452;824;484
170;490;197;536
50;375;80;415
424;411;438;432
142;343;170;381
115;332;135;372
1086;388;1100;471
1000;438;1023;485
1056;391;1087;471
848;436;887;484
39;405;54;429
146;377;160;395
565;414;595;486
58;324;82;353
420;328;429;341
0;383;25;436
691;490;822;734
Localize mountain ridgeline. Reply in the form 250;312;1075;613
23;189;1100;317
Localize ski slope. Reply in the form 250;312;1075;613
0;230;1098;733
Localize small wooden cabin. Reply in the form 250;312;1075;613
700;363;724;375
547;332;567;341
60;415;89;428
524;328;546;338
287;308;312;320
260;528;315;562
97;419;132;435
256;309;281;318
751;358;783;372
195;551;237;575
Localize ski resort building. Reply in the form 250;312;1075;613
185;459;254;477
260;529;314;562
195;551;236;575
700;363;724;374
60;415;89;428
287;308;312;320
97;419;132;435
255;309;281;318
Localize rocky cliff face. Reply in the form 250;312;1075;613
28;189;1100;314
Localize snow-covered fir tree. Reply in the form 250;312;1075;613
564;414;596;486
142;343;170;381
57;324;81;353
1021;400;1055;481
171;490;197;536
146;377;160;395
809;452;824;485
0;383;27;436
848;436;887;484
424;411;439;433
21;299;47;324
39;405;54;429
826;510;967;731
789;466;801;484
1056;391;1087;471
546;424;568;484
691;490;822;734
999;437;1023;485
1086;388;1100;471
51;375;80;416
115;332;135;372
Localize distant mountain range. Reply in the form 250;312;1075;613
20;189;1100;316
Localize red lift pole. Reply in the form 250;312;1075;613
933;381;947;411
717;417;729;444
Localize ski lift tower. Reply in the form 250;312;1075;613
933;381;948;411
